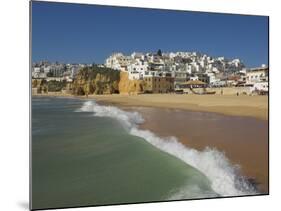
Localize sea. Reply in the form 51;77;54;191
31;96;256;209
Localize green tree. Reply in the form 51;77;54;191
157;49;162;57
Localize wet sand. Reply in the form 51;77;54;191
129;107;269;193
33;93;268;120
92;94;268;120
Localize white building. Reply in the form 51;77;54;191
131;52;145;60
32;72;47;79
104;51;248;85
207;72;220;85
189;75;199;81
250;82;268;93
43;66;51;73
127;58;149;80
33;67;41;73
128;71;142;80
105;53;132;71
246;67;268;85
128;59;148;73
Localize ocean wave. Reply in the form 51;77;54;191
77;101;257;197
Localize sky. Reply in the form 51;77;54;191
32;1;268;67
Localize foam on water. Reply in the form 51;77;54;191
77;101;257;197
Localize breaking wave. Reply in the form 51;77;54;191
77;101;257;197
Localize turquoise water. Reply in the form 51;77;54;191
32;97;216;209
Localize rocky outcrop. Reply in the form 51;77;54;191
33;68;146;96
32;79;48;93
118;71;144;95
72;67;120;95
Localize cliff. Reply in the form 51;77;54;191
72;67;120;95
32;67;145;95
118;71;144;95
32;79;48;93
32;79;69;94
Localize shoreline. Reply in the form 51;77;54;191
131;106;268;193
33;93;268;120
32;93;269;193
93;94;268;121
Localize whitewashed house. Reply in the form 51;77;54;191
105;53;132;71
246;67;268;85
127;59;149;80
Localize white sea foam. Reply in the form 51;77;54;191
78;100;257;197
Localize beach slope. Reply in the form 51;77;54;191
91;94;268;120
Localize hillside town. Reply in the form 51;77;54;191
32;50;269;95
32;61;88;82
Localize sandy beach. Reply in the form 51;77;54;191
33;93;269;193
132;107;268;193
88;94;268;192
91;94;268;120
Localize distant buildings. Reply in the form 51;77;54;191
246;66;269;85
143;72;174;93
32;51;268;95
105;53;132;71
31;62;89;82
104;51;257;93
246;66;269;93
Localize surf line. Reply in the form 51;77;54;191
77;100;257;197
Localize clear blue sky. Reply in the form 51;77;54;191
32;1;268;67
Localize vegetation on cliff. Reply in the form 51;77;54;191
72;65;120;95
32;79;48;93
32;79;67;93
47;80;67;92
